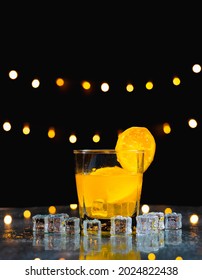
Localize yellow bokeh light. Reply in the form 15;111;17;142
9;70;18;80
190;214;199;225
4;215;12;225
173;76;181;86
148;253;156;260
164;207;172;214
82;80;91;90
141;204;150;214
23;210;31;219
48;127;56;138
49;206;56;214
69;134;77;143
192;64;201;73
176;256;183;260
101;82;109;92
32;79;40;88
126;83;134;92
145;81;153;90
70;204;78;210
56;78;65;87
22;123;30;135
188;118;197;128
163;122;171;134
3;121;11;131
92;134;100;143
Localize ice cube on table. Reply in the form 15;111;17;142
32;214;47;232
44;213;69;233
165;212;182;229
136;214;159;234
83;219;102;236
110;216;132;235
62;217;80;235
147;212;165;230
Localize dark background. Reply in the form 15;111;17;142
0;3;201;207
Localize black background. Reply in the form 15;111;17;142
0;3;201;207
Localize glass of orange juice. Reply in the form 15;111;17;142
73;149;144;234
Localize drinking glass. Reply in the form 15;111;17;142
73;149;144;234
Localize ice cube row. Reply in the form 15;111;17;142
32;214;133;236
32;213;80;234
32;211;182;236
136;212;182;234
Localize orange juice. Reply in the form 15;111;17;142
75;166;143;219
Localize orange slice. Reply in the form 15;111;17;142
115;126;156;172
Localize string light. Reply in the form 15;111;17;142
141;204;150;214
4;215;12;225
188;118;197;128
192;64;201;73
69;134;77;143
164;208;172;214
190;214;199;225
0;119;199;144
163;123;171;134
173;76;181;86
92;133;100;143
148;253;156;260
3;121;11;131
6;63;202;95
70;204;78;210
23;210;31;219
145;81;154;90
56;78;65;87
176;256;183;260
31;79;40;88
9;70;18;80
48;206;57;214
48;127;56;139
101;82;109;92
2;64;200;143
126;83;134;92
22;123;30;135
81;80;91;90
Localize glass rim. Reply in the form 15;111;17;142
73;149;145;154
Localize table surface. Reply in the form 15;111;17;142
0;205;201;260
